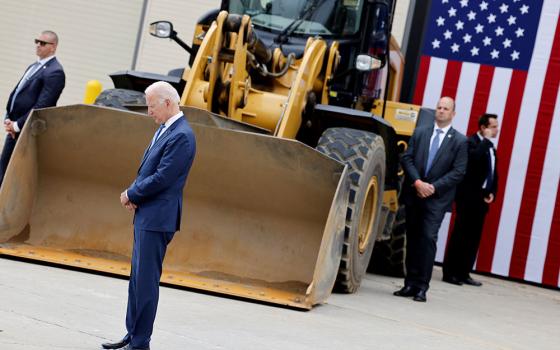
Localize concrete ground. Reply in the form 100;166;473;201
1;257;558;350
1;125;559;349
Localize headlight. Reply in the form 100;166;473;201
355;54;382;72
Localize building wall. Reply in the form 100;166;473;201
134;0;218;75
0;0;144;111
393;0;411;50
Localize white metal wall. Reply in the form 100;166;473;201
134;0;219;75
0;0;143;112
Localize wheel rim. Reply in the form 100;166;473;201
358;176;378;254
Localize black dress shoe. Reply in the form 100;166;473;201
442;275;463;286
463;277;482;286
413;289;427;302
393;285;417;297
101;339;129;349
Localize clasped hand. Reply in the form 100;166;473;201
4;120;16;139
120;190;137;211
414;179;435;198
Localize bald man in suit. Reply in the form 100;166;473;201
394;96;468;302
1;30;65;186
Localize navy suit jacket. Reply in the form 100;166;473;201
127;115;196;232
6;57;65;129
401;124;468;212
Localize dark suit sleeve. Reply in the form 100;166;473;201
468;137;493;163
16;69;65;128
127;133;192;204
401;129;423;183
467;136;498;197
432;136;468;195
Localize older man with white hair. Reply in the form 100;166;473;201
103;81;196;350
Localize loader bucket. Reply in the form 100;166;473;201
0;105;348;309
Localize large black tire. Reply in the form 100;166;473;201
94;89;146;110
317;128;386;293
368;204;406;277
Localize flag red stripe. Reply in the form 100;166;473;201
476;70;528;272
543;180;560;286
467;65;495;135
510;19;560;279
413;56;431;105
440;60;462;99
438;60;462;252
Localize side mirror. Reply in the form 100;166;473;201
355;54;382;72
150;21;174;38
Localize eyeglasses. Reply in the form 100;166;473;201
34;39;54;46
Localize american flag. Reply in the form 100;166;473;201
412;0;560;287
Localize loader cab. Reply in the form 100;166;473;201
222;0;393;109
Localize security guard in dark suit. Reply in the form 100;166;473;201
394;96;468;302
1;30;65;186
443;113;499;287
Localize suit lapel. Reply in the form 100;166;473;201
420;126;434;176
138;115;184;171
429;127;456;171
19;59;54;92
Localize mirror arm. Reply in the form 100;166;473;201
169;31;193;55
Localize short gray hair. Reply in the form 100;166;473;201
145;81;180;104
42;30;59;44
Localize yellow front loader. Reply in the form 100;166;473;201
0;1;422;309
0;105;348;309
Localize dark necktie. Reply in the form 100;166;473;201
425;128;443;176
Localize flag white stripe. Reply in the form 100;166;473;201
491;1;558;275
524;89;560;283
453;62;479;134
434;63;480;263
435;212;452;262
485;67;512;148
422;57;447;108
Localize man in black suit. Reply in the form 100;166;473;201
1;30;65;186
394;96;468;302
442;113;499;287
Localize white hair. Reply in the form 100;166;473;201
145;81;180;104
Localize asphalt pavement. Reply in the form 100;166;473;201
1;257;559;350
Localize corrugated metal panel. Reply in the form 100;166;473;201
0;0;143;111
135;0;219;75
393;0;410;46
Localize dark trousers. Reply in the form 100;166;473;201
124;228;174;349
0;134;17;187
404;198;446;291
443;198;488;280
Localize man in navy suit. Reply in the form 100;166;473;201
102;81;196;350
1;30;65;186
443;113;499;287
394;96;468;302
